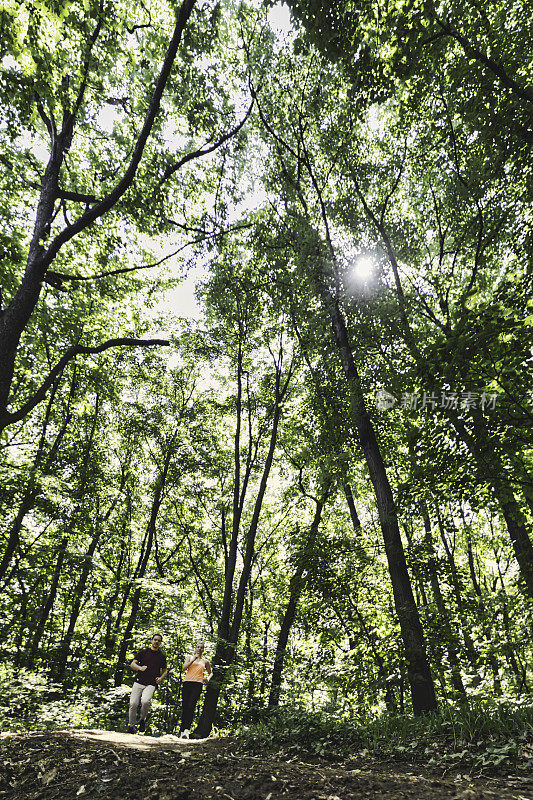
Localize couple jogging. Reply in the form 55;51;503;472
128;635;211;737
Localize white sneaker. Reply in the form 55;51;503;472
181;729;190;739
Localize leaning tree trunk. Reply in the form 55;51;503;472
316;275;437;714
0;372;74;583
268;488;329;707
22;538;68;669
353;186;533;599
448;407;533;598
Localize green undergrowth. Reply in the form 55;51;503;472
0;666;133;732
236;701;533;775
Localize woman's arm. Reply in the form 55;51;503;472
183;654;195;670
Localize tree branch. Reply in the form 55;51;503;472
43;222;252;286
157;99;254;186
33;0;198;278
61;16;104;142
435;17;533;106
0;337;169;431
0;155;97;203
34;94;56;146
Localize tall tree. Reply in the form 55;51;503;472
0;0;252;434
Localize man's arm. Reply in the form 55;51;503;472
130;659;147;672
156;668;168;685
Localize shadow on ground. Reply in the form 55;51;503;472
0;729;531;800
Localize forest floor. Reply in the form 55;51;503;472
1;728;532;800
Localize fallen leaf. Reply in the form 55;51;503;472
76;786;86;796
41;768;57;785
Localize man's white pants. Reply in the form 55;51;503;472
129;681;156;725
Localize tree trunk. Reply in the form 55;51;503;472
316;278;437;714
259;618;271;700
451;408;533;598
344;483;361;530
353;608;398;714
244;587;256;716
114;442;174;686
0;1;198;432
0;371;74;583
268;488;328;707
421;506;466;695
52;528;102;680
196;354;292;736
328;597;398;715
22;538;68;668
54;445;127;679
403;519;429;609
434;505;481;677
12;572;44;667
104;515;129;656
354;182;533;598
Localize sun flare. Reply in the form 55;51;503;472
352;256;375;281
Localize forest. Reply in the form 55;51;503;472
0;0;532;795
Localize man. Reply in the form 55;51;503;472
128;633;167;734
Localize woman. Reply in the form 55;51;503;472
179;641;212;738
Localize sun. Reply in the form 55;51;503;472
351;256;375;281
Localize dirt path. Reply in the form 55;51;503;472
0;730;531;800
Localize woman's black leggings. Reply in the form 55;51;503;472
181;680;203;731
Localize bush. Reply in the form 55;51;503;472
236;699;533;767
0;665;133;731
